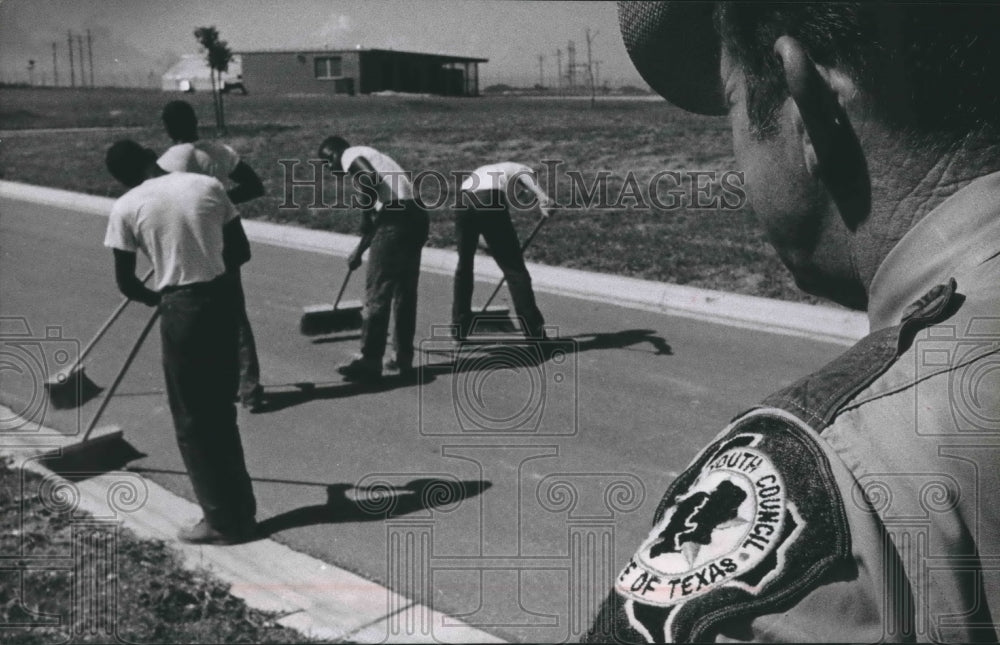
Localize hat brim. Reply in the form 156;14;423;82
618;1;727;116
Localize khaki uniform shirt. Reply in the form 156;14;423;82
588;172;1000;643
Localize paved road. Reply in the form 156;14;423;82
0;196;843;642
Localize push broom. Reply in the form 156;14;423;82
299;267;364;336
39;307;160;470
45;268;154;409
472;213;551;331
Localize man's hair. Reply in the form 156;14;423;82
318;135;350;161
716;3;1000;139
161;100;198;141
106;140;155;187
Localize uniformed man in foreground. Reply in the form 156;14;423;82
587;3;1000;642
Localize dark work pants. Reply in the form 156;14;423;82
361;202;430;365
229;270;261;400
452;190;545;337
159;277;256;532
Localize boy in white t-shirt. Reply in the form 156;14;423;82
158;100;265;410
318;135;429;382
104;139;256;546
454;162;554;339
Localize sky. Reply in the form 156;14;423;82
0;0;647;88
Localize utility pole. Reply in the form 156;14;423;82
537;54;545;88
68;31;75;87
567;40;576;89
52;42;59;87
585;28;599;107
87;29;94;86
555;48;562;94
77;34;86;88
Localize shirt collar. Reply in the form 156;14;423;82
867;169;1000;330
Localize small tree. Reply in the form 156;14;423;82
194;26;233;134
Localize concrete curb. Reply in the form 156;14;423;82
0;180;869;346
0;408;504;643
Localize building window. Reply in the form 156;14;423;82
315;56;343;79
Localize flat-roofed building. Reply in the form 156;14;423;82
238;48;487;96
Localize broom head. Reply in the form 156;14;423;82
299;300;364;336
36;425;143;476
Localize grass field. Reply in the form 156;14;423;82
0;86;815;303
0;458;309;643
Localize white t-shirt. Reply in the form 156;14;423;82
157;140;240;184
104;172;236;291
461;162;539;193
340;146;414;201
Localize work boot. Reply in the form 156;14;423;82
383;356;416;379
338;356;383;383
241;384;264;412
178;519;256;546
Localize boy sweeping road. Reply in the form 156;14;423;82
454;162;554;340
104;140;256;545
318;136;429;383
158;100;266;411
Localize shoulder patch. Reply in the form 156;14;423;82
614;409;850;643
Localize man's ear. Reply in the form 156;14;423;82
774;35;871;230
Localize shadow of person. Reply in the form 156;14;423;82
419;340;560;376
256;478;492;537
418;328;672;379
566;329;673;356
251;371;436;414
310;333;362;345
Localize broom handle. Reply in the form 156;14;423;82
481;215;549;312
72;268;155;370
332;267;354;310
80;307;161;442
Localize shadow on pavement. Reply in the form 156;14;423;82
251;374;436;414
256;478;492;536
310;333;362;345
251;329;669;413
566;329;673;356
419;327;673;377
128;469;491;536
